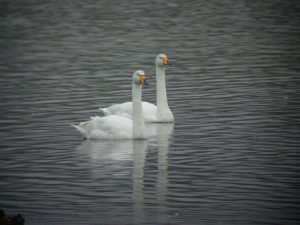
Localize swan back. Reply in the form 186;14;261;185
73;115;133;139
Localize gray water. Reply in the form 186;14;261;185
1;0;300;224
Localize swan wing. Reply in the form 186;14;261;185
103;102;133;119
141;102;157;122
100;101;157;122
73;115;133;139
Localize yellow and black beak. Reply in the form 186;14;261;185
139;74;146;85
162;56;169;65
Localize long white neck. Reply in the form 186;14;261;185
156;66;174;122
132;83;146;139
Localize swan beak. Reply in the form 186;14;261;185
162;56;169;65
139;75;146;85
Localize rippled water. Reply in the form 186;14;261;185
1;0;300;224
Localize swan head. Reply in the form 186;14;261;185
155;54;169;67
132;70;146;85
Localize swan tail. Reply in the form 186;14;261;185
72;124;88;139
99;107;111;116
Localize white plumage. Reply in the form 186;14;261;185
73;70;147;140
99;54;174;123
73;115;134;139
99;101;157;122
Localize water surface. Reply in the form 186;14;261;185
1;0;300;224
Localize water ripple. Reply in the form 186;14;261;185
1;0;300;224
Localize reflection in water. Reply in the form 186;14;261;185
156;123;174;222
1;0;300;224
76;139;135;162
145;123;174;223
76;139;148;224
132;140;148;224
76;123;174;224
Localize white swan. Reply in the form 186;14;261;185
73;70;147;140
99;54;174;123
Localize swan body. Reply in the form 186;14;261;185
100;101;157;122
99;54;174;123
73;70;147;140
73;115;133;139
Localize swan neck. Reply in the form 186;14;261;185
155;65;174;122
158;65;173;107
132;83;146;139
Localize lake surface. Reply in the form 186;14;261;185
1;0;300;224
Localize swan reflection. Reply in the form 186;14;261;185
132;140;148;224
138;123;174;222
76;123;173;223
153;123;174;221
76;139;137;161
